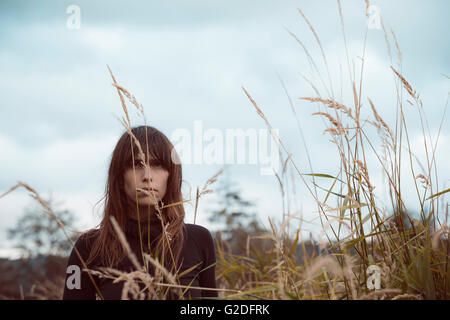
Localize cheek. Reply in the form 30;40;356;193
124;179;133;191
123;171;136;192
159;172;170;194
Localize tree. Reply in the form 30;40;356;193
207;174;266;255
1;196;79;299
7;196;78;258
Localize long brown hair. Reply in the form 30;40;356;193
86;125;186;272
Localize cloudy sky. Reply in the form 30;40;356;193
0;0;448;258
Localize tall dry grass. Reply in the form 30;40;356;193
225;1;449;300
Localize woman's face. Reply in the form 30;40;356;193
123;155;169;207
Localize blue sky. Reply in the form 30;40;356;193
0;0;449;258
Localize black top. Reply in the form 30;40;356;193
62;219;217;300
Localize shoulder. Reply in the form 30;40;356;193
71;228;100;256
185;223;213;240
183;224;216;263
184;223;215;249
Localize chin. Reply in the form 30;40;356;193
138;199;158;206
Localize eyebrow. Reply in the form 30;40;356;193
133;156;157;162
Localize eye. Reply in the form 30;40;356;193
149;160;163;169
134;159;145;168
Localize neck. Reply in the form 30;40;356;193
126;200;162;222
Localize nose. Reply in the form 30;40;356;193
141;165;153;183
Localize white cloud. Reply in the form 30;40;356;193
0;132;118;192
0;0;448;254
81;26;126;53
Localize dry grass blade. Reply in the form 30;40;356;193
390;28;402;62
301;96;354;120
392;293;423;300
297;8;334;97
431;224;449;249
391;66;422;106
242;86;271;128
193;167;224;224
110;216;142;271
365;0;370;17
312;112;344;134
358;288;401;300
415;174;430;189
107;64;130;125
112;83;144;115
368;98;394;141
143;253;183;298
108;66;146;163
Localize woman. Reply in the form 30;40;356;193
62;126;217;300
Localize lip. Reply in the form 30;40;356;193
136;187;158;195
